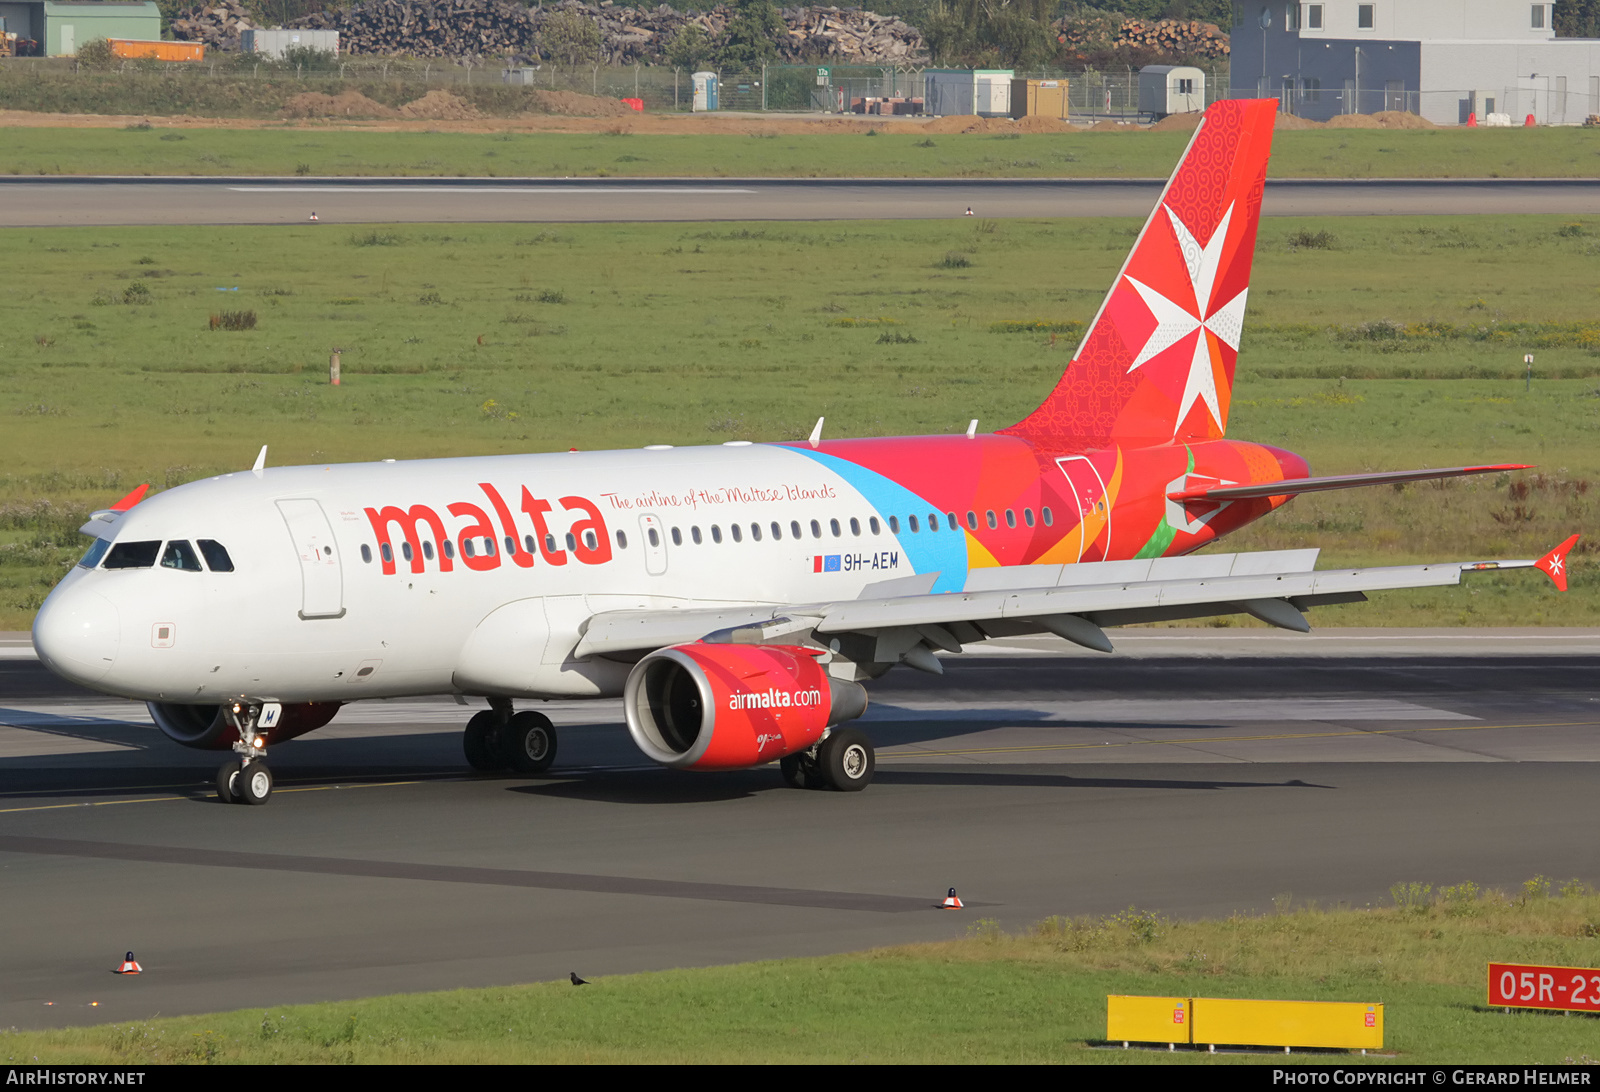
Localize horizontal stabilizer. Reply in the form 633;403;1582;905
1167;464;1532;503
1535;533;1580;592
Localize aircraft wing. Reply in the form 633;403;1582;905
573;539;1576;663
1167;464;1531;503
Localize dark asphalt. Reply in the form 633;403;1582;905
3;644;1598;1029
2;178;1598;226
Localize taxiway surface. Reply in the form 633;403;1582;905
3;178;1598;226
3;629;1598;1029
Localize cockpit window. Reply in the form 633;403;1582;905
197;540;235;572
103;540;161;570
161;540;204;572
78;538;111;569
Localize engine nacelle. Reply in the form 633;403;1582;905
623;643;867;770
147;701;342;750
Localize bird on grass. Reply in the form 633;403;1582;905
570;972;589;986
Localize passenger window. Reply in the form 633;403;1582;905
691;526;703;545
505;535;516;555
887;516;899;534
771;522;783;541
966;511;979;531
381;543;393;563
730;524;741;543
791;521;802;539
197;539;234;572
402;542;414;562
946;512;958;530
544;534;557;554
849;517;860;536
648;527;660;547
524;535;536;554
711;525;723;544
484;538;497;557
565;532;578;552
750;523;761;542
464;539;476;558
909;514;920;533
1005;509;1016;528
1024;508;1036;527
79;538;111;569
985;511;997;530
1043;507;1054;526
423;541;435;561
616;530;628;549
830;518;841;537
671;527;683;546
810;520;821;539
104;540;161;569
443;539;456;559
928;513;939;532
360;544;372;564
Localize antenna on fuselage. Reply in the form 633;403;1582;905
251;445;267;477
808;417;824;448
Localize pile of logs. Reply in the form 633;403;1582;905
170;1;928;64
169;0;258;53
1055;16;1230;60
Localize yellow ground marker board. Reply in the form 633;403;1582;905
1108;996;1383;1051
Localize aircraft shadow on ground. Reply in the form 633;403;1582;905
0;707;159;749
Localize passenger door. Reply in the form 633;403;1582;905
277;498;344;619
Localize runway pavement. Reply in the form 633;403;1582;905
2;628;1598;1029
3;177;1598;226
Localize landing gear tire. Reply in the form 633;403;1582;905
216;759;242;804
463;710;503;772
818;728;874;792
780;752;827;790
504;711;557;775
237;761;273;805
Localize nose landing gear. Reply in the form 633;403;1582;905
215;700;276;805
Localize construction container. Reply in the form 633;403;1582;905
1010;78;1069;120
502;66;539;86
925;69;1014;116
108;38;203;61
1138;65;1205;118
241;28;339;59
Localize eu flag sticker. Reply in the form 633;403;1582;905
823;554;842;572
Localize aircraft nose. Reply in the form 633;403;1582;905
33;585;120;686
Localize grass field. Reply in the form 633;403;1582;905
2;213;1596;629
5;883;1598;1063
2;123;1598;178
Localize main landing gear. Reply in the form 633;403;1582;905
215;701;274;805
463;698;558;776
781;728;875;792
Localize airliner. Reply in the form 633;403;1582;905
31;99;1574;805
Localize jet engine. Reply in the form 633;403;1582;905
147;701;342;749
623;643;867;770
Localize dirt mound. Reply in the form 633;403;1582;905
1149;112;1203;132
1323;112;1382;129
1013;114;1077;133
399;90;482;120
1088;119;1138;131
1274;112;1323;130
1370;110;1438;129
526;90;632;117
282;91;396;119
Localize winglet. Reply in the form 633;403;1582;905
1535;534;1580;592
808;417;824;448
252;445;268;475
110;484;149;512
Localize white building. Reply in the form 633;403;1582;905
1231;0;1600;124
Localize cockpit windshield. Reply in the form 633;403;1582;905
161;540;204;572
87;538;236;572
103;540;161;569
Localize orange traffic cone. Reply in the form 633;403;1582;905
115;951;142;974
1525;113;1537;127
1466;112;1477;127
941;887;964;909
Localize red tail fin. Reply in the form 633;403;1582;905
1004;99;1277;446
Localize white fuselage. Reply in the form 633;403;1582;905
33;442;951;705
